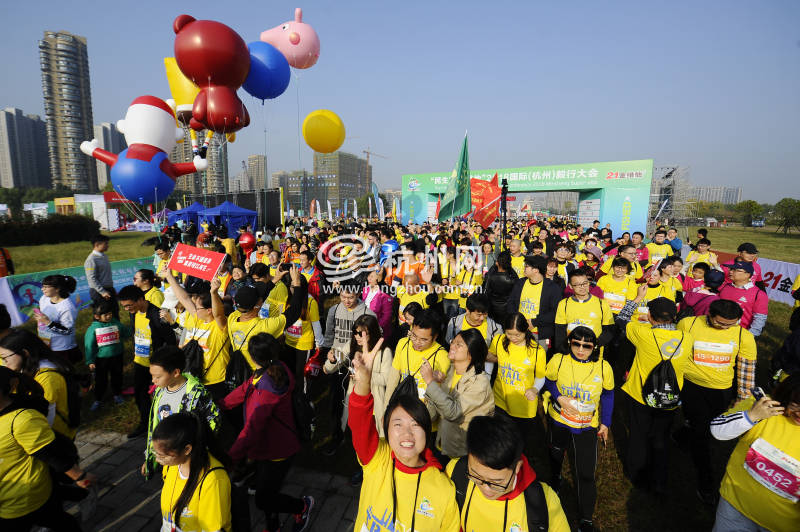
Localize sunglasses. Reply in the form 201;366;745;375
570;340;594;350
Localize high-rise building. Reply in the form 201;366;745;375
205;135;228;194
382;188;402;212
0;107;51;188
93;122;125;189
247;154;267;190
39;31;97;191
170;130;200;195
312;151;371;211
271;169;311;212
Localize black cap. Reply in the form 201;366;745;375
737;242;758;254
704;269;726;288
234;286;259;310
730;261;755;274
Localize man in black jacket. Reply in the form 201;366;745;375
482;250;518;326
507;255;563;350
118;285;177;439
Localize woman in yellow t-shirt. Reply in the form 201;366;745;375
154;412;232;532
543;326;614;530
134;268;165;308
597;257;637;314
710;375;800;532
487;313;547;461
0;330;76;440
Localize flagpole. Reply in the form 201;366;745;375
501;178;508;249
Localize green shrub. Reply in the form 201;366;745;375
0;215;101;245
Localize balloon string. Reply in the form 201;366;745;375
295;70;303;173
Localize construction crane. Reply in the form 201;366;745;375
362;147;388;168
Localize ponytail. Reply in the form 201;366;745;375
42;274;77;299
137;269;161;289
249;333;288;388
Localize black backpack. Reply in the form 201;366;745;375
183;335;229;380
450;456;548;531
289;387;315;442
38;367;87;428
642;332;684;409
225;321;260;392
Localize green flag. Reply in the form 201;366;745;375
438;134;471;221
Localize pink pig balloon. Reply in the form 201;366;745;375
260;8;320;69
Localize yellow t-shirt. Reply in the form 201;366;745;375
133;310;154;367
645;242;673;265
0;408;54;519
621;322;692;406
554;296;614;336
719;398;800;532
545;353;614;429
686;250;717;268
227;312;287;369
450;372;463;392
662;276;683;300
489;335;546;418
460;319;488;342
354;440;460;532
34;367;75;439
160;456;231;532
518;280;544;333
792;274;800;309
181;315;230;386
144;286;164;308
597;275;637;314
392;338;450;401
444;460;570;532
285;295;320;351
510;254;525;277
264;281;288;318
632;284;675;324
678;316;757;390
600;256;643;280
398;286;430;324
456;269;483;309
441;260;460;300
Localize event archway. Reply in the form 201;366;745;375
401;159;653;234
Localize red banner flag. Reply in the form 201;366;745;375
167;243;226;281
473;173;501;228
435;194;442;219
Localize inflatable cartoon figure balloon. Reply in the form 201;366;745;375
242;42;291;101
260;8;320;69
173;15;251;134
80;96;208;204
302;109;345;153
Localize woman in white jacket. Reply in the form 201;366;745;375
323;314;393;436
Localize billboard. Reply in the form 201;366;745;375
402;159;653;232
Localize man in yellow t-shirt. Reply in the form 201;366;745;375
597;257;638;314
616;288;692;493
599;245;643;281
676;299;757;502
445;415;570;532
397;273;433;325
507;255;562;347
645;230;674;267
554;270;614;350
119;284;177;439
508;238;526;277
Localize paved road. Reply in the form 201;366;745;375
67;430;360;532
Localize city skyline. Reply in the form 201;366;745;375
0;2;797;202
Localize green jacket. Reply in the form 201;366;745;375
143;373;220;479
84;319;131;364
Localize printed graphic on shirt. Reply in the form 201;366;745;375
158;403;174;420
693;340;735;367
743;438;800;502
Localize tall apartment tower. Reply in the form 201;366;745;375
0;107;51;188
205;135;228;194
170;129;201;195
312;151;371;211
39;30;97;192
93;122;126;189
247;154;267;190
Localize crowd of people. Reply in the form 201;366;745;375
0;217;799;532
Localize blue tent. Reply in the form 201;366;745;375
167;202;205;226
198;201;257;237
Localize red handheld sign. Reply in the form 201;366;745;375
167;243;226;281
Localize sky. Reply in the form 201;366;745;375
1;0;798;202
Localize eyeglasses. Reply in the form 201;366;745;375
570;340;594;350
409;331;432;343
0;352;21;362
571;281;590;288
467;470;515;492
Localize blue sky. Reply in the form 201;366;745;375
2;1;798;202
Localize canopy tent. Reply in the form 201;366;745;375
198;201;257;237
167;202;205;226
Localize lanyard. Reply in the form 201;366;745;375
391;459;422;532
464;482;508;531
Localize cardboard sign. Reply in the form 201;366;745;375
167;244;225;281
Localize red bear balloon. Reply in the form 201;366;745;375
173;14;251;134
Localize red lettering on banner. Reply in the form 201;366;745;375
167;243;226;281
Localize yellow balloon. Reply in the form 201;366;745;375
164;57;199;126
302;109;345;153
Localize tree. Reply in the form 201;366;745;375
773;197;800;234
735;200;762;226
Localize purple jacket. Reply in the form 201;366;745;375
362;286;393;340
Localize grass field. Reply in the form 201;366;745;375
6;230;157;274
689;225;800;262
8;227;799;530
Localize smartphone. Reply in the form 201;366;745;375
751;387;766;401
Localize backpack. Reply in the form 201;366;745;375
183;335;229;380
38;367;87;428
641;332;684;409
450;456;548;531
289;387;315;442
225;321;260;392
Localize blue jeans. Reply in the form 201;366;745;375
712;497;771;532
